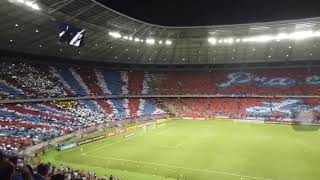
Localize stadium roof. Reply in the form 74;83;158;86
1;0;320;65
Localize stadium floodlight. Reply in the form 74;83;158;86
275;33;290;41
128;36;133;41
146;38;155;45
241;38;248;42
30;3;40;10
159;40;163;45
243;35;273;42
109;31;122;39
25;1;32;6
134;38;140;42
289;31;314;40
227;38;234;44
23;0;41;10
123;36;129;40
208;38;217;45
9;0;42;11
254;35;273;42
165;40;172;45
314;31;320;37
239;30;320;43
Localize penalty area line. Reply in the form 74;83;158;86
80;154;272;180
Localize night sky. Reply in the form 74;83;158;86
97;0;320;26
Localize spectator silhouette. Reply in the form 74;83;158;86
34;163;49;180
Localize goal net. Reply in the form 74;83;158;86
142;122;156;132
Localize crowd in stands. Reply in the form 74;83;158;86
0;98;164;155
0;57;319;180
0;151;119;180
0;61;68;98
149;68;320;95
165;98;320;120
1;59;320;99
0;58;319;155
0;58;167;153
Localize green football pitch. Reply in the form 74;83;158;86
41;120;320;180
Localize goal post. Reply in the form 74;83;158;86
140;122;157;132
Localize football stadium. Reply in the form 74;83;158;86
0;0;320;180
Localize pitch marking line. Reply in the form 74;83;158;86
80;154;272;180
80;133;141;155
157;141;185;149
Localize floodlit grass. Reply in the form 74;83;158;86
41;120;320;180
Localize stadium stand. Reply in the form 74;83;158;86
0;59;320;155
0;62;68;98
153;68;320;95
165;97;320;120
1;61;320;98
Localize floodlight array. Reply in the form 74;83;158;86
9;0;41;10
109;31;172;46
108;32;121;39
146;38;155;45
208;30;320;45
165;40;172;45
